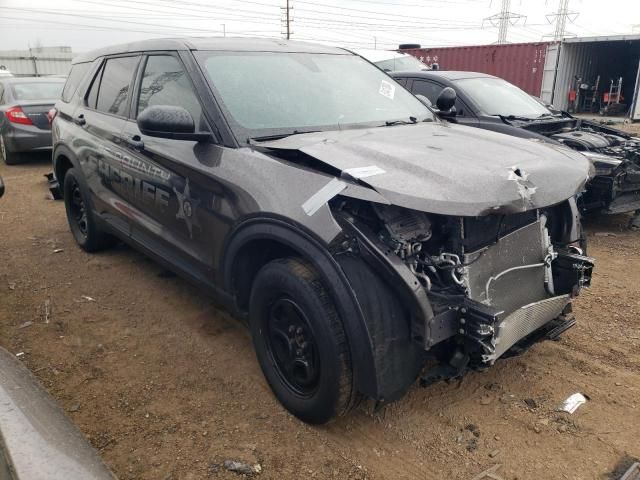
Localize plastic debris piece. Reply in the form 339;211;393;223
15;352;25;357
53;248;64;253
81;295;96;302
223;460;261;475
44;298;51;324
557;393;588;414
18;321;33;329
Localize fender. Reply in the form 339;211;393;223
51;143;103;229
52;143;82;185
222;216;380;399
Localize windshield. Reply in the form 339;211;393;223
196;51;432;140
375;55;427;72
454;77;551;118
11;82;64;101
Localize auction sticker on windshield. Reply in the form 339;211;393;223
379;80;395;100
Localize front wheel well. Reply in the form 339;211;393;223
230;239;298;312
54;154;74;192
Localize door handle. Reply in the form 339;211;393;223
73;114;86;126
126;135;144;149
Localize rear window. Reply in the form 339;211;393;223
11;82;64;101
62;63;91;102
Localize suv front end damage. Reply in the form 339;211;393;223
331;197;593;387
257;121;595;397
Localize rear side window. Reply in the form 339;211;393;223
95;56;138;117
62;62;91;102
0;84;4;104
137;55;203;128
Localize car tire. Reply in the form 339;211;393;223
249;257;355;424
63;168;114;252
0;134;21;165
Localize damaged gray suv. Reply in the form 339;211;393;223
51;38;594;424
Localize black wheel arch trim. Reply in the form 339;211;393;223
53;143;99;215
53;143;81;182
222;215;379;399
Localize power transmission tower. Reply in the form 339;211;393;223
281;0;293;40
483;0;527;44
546;0;579;40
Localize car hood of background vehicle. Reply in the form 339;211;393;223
256;121;592;216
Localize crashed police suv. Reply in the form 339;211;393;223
52;38;594;424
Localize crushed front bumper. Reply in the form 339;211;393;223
422;220;594;371
581;160;640;214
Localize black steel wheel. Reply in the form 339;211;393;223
249;257;355;424
265;297;320;397
63;168;114;252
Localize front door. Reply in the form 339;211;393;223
120;53;227;283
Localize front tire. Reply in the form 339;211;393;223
249;258;355;424
63;168;113;252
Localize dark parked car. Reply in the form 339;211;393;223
392;70;640;215
51;38;593;424
0;77;65;164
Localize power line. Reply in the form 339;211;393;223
293;0;478;24
282;0;292;39
546;0;579;40
482;0;526;44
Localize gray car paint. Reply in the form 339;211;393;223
0;78;65;153
256;121;592;216
0;347;115;480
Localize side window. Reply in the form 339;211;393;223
0;84;4;104
85;62;103;109
394;77;408;87
411;80;444;105
137;55;204;130
95;56;138;117
62;62;91;103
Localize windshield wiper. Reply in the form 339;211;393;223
249;130;320;143
382;116;418;127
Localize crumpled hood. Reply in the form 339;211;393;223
256;122;592;216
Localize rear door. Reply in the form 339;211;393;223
120;52;224;282
74;55;141;237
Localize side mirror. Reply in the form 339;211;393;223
436;87;457;113
137;105;210;142
0;175;4;198
415;94;432;108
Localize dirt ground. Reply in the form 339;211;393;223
1;154;639;480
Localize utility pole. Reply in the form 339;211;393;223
483;0;526;44
281;0;292;40
546;0;578;40
221;23;226;37
374;36;377;49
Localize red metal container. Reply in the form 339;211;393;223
403;42;554;96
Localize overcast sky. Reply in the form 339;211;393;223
0;0;639;52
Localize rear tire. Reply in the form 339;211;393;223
0;134;21;165
63;168;114;252
249;257;355;424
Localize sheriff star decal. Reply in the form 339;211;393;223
174;178;200;239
